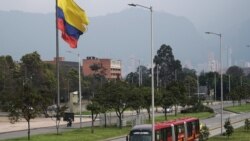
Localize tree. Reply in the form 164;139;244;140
224;118;234;138
6;81;42;140
129;87;144;115
89;63;107;98
0;55;18;110
20;52;62;135
126;65;151;87
101;81;132;128
154;44;182;87
227;66;244;78
166;81;186;116
0;53;46;140
94;88;110;128
160;89;174;120
229;87;240;106
86;101;101;133
140;87;152;120
183;75;197;106
21;52;56;116
226;66;244;91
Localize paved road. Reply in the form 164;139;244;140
0;118;92;140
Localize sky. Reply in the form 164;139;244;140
0;0;250;32
0;0;250;73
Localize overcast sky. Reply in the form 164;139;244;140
1;0;250;32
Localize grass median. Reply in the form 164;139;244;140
154;112;214;122
224;103;250;113
209;127;250;141
4;126;130;141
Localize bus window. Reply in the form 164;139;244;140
156;130;160;141
167;127;172;141
187;122;193;137
195;120;200;134
130;131;152;141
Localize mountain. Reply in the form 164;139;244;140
0;9;249;75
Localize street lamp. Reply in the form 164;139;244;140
205;32;223;135
67;51;82;128
128;3;155;141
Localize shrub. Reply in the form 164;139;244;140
199;123;210;141
181;103;214;113
224;118;234;138
245;119;250;131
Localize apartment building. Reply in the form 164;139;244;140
83;56;122;80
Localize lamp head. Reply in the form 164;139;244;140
128;3;136;7
205;32;211;34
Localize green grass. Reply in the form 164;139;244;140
224;103;250;113
154;112;214;122
209;127;250;141
4;127;130;141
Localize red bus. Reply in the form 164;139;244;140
126;117;200;141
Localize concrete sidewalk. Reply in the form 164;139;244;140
0;116;92;134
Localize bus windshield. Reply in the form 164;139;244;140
130;130;152;141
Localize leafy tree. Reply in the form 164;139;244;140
20;52;62;134
126;65;151;87
224;118;234;138
94;88;110;128
126;72;137;85
140;87;152;120
129;87;144;114
0;55;18;109
166;81;186;116
6;81;42;140
154;44;182;87
227;66;244;78
160;89;174;120
183;75;197;106
101;81;132;128
20;52;56;116
1;52;48;139
89;63;107;98
86;101;101;133
229;87;240;106
226;66;244;91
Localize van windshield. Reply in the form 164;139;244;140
130;130;152;141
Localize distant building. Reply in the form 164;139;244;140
44;57;79;72
242;67;250;76
83;56;122;80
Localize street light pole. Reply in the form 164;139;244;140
67;51;82;128
205;32;223;135
197;74;200;101
128;4;155;141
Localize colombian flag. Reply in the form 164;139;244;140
57;0;89;48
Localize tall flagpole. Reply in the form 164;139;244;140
56;0;60;109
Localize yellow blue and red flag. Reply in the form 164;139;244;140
57;0;89;48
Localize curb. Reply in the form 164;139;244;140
101;135;127;141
